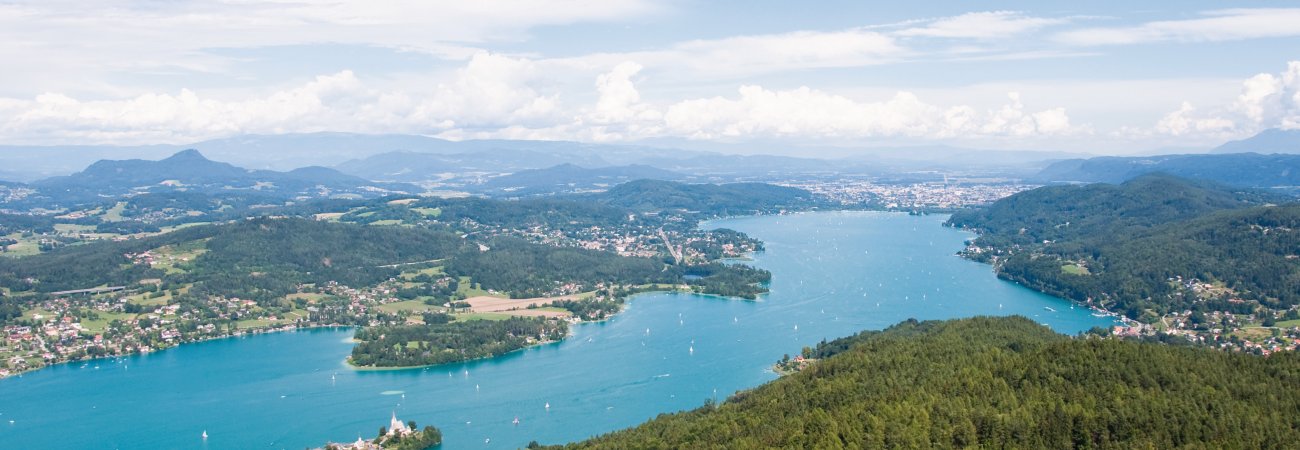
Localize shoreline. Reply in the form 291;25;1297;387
341;284;766;371
344;337;566;372
1;323;354;381
946;223;1133;327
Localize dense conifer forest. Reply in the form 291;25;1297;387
947;174;1300;319
551;316;1300;449
349;316;567;367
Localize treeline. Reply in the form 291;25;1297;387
683;263;771;299
550;298;622;321
182;218;465;300
444;237;672;298
948;174;1300;318
551;316;1300;449
0;218;466;299
349;316;567;367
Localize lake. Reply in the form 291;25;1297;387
0;212;1116;449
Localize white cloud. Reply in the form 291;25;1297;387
1232;61;1300;130
0;0;660;95
1055;8;1300;46
656;87;1079;141
1145;61;1300;138
896;11;1067;39
0;71;415;143
558;28;904;79
414;52;563;129
0;56;1086;145
1153;102;1235;136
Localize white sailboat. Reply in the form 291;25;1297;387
202;430;208;440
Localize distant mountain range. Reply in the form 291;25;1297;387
472;164;688;197
1211;128;1300;154
1032;153;1300;191
586;179;820;216
6;149;418;209
0;132;1098;183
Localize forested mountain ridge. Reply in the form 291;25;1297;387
1032;152;1300;192
947;174;1300;321
947;173;1267;246
550;316;1300;449
11;149;418;209
0;217;469;298
1211;128;1300;154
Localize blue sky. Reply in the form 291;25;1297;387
0;1;1298;154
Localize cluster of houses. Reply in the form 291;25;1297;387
788;179;1033;209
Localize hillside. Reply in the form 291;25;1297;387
590;179;820;216
948;174;1265;245
1032;153;1300;191
552;316;1300;449
947;174;1300;319
1211;128;1300;154
16;149;418;209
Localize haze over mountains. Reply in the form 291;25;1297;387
1032;153;1300;190
1211;128;1300;154
2;128;1298;201
5;149;418;209
2;130;1273;183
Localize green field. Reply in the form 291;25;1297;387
1275;319;1300;328
79;312;138;334
235;318;282;329
455;276;500;298
157;222;210;234
1;233;42;257
53;223;98;234
452;312;515;322
149;240;208;274
412;207;442;217
101;202;128;221
287;293;330;303
400;266;445;280
1061;264;1091;275
377;300;442;314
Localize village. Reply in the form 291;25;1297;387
1110;276;1300;355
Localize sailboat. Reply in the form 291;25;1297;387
202;430;208;440
512;417;520;425
545;402;551;410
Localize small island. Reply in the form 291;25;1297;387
348;314;567;368
320;412;442;450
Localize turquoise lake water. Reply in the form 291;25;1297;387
0;212;1117;449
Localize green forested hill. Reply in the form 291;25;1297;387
946;174;1300;319
0;218;469;296
552;317;1300;449
946;173;1266;246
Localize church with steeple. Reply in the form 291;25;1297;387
388;411;411;436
